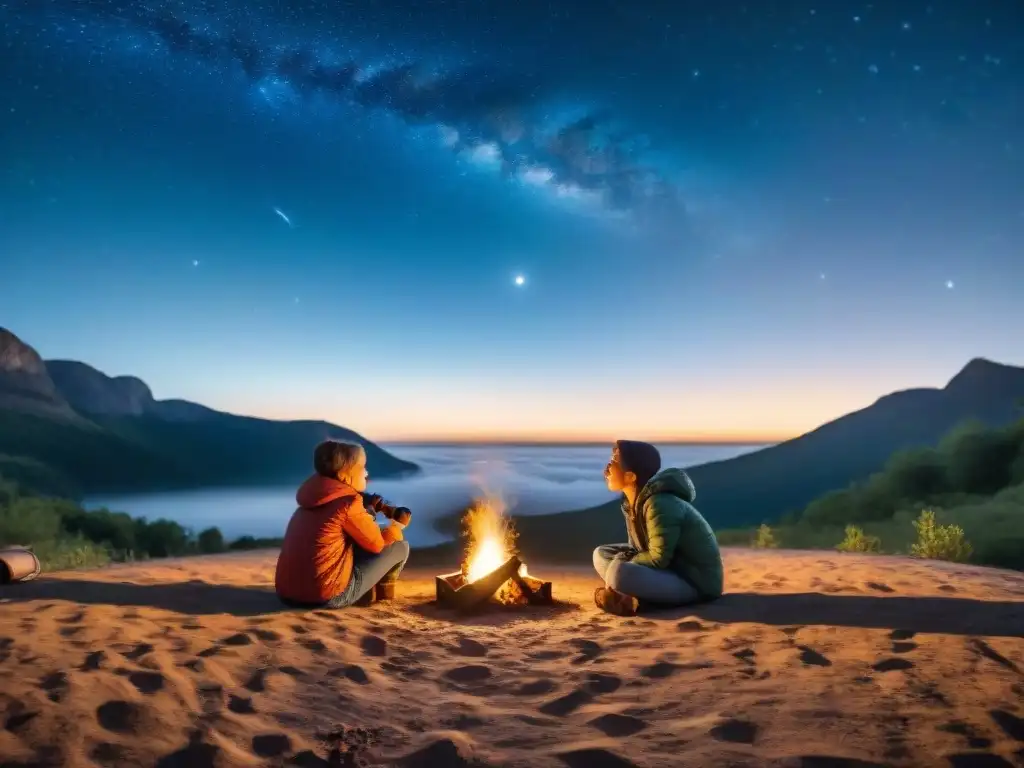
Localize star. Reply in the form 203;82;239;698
946;280;955;289
192;259;200;267
514;275;526;287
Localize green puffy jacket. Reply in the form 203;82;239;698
623;468;724;599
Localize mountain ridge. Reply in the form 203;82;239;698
507;354;1024;556
0;328;418;495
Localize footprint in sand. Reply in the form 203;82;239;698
890;629;915;641
539;687;592;716
127;670;166;694
443;665;492;684
710;718;758;745
156;734;221;767
453;637;489;657
589;713;648;737
252;733;292;758
513;678;557;696
6;710;40;733
300;637;328;653
798;646;832;667
121;643;155;661
556;747;638;767
81;650;106;671
220;633;254;647
96;700;143;734
228;694;256;715
244;669;268;692
640;661;678;679
872;658;914;673
584;672;622;695
568;638;602;665
39;671;69;702
892;641;918;654
360;634;388;657
866;582;895;593
328;664;371;685
0;637;12;663
251;628;282;643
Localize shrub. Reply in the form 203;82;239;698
32;537;112;572
752;524;779;549
196;527;226;554
940;421;1018;495
0;496;66;546
910;509;972;563
836;524;881;553
134;518;190;558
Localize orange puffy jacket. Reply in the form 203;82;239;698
274;475;403;604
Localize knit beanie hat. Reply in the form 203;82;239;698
614;440;662;488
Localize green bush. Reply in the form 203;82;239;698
940;422;1018;495
197;527;226;554
0;473;265;572
836;525;881;553
31;537;112;572
910;509;972;563
752;524;779;549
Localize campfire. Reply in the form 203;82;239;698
435;498;553;611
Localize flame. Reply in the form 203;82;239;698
462;497;527;583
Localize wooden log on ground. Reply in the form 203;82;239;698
437;555;523;611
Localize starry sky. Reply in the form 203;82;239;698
2;0;1022;442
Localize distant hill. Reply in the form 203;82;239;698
514;357;1024;556
0;328;418;496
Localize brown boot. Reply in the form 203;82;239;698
594;587;639;616
376;582;397;601
353;589;376;607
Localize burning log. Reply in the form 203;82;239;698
434;498;554;611
435;555;553;611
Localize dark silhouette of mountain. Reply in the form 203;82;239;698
0;328;76;417
515;357;1024;555
0;328;418;496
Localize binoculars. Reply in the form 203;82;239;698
362;493;412;526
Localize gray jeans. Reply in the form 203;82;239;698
593;543;699;605
326;540;410;608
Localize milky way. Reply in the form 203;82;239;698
8;0;684;223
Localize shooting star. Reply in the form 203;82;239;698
273;206;294;228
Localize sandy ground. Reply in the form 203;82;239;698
1;549;1024;768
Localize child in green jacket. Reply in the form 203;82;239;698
594;440;724;616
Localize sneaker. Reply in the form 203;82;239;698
376;582;397;601
594;586;639;616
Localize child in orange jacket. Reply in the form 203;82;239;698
275;439;410;608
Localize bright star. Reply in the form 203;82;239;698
514;275;526;286
192;259;200;267
946;280;955;289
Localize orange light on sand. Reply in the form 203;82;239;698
462;497;528;583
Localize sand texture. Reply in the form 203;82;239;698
2;549;1024;767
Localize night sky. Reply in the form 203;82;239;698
2;1;1022;442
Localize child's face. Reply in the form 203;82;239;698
604;448;628;492
346;458;369;492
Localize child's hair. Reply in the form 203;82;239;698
313;439;366;484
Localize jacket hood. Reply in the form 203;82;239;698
640;467;696;504
295;474;359;509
